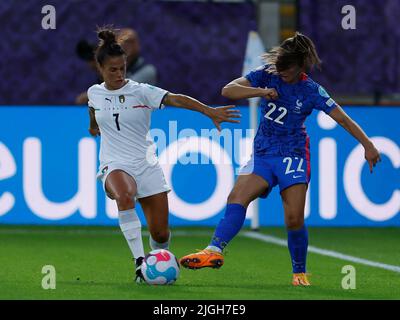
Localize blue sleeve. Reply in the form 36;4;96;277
312;84;338;114
245;66;270;88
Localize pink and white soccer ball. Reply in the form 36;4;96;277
141;249;180;285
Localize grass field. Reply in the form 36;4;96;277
0;225;399;300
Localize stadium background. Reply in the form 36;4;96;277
0;0;398;227
0;0;399;301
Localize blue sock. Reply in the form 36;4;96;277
209;203;246;251
287;225;308;273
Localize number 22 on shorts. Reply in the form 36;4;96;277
283;157;304;176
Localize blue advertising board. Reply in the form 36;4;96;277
0;106;399;226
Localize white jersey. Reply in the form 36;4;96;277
87;80;168;168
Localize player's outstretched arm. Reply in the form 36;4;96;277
329;106;381;173
163;93;241;131
221;77;278;100
88;106;100;137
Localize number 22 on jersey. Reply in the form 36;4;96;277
264;102;287;125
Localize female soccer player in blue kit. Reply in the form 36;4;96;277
180;32;381;286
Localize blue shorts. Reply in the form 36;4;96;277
239;154;311;198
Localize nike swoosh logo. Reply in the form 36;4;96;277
293;175;302;178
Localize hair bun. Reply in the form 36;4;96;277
98;29;117;45
95;26;126;66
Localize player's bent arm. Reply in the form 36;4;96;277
329;105;381;172
221;77;278;100
163;93;241;131
163;93;212;115
88;107;98;129
88;107;100;137
329;106;371;147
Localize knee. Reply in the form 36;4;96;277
227;190;247;207
114;193;135;210
285;214;304;230
151;229;170;244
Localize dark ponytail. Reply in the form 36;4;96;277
95;26;125;66
263;32;321;73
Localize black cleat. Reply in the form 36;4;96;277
134;257;145;284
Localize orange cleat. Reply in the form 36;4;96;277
179;249;224;269
292;273;311;286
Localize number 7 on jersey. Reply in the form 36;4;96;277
113;113;120;131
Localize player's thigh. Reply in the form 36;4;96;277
280;183;308;226
105;169;137;200
139;191;169;238
228;174;269;207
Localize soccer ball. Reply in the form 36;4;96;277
141;249;180;285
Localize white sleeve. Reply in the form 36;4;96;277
139;83;168;110
87;87;95;108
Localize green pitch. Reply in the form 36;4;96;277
0;225;399;300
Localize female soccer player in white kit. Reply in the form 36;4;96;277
87;28;240;282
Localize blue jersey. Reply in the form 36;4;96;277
245;65;338;158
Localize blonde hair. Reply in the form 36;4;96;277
262;32;321;74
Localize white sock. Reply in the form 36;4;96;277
206;245;222;253
118;209;145;260
149;231;171;250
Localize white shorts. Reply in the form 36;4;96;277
96;161;171;199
